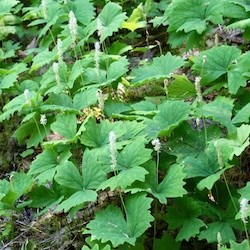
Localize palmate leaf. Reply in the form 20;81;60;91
80;119;125;148
232;102;250;124
164;197;205;241
97;167;148;191
54;161;83;190
56;190;97;213
0;0;19;15
131;53;185;86
82;149;106;190
167;0;224;34
128;162;187;204
50;113;77;140
192;45;241;84
98;2;127;42
145;100;191;138
198;96;234;129
73;0;95;26
199;221;236;244
85;193;153;247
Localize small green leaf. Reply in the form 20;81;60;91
238;182;250;200
229;239;250;250
0;0;19;15
73;88;99;110
131;53;185;86
74;0;95;26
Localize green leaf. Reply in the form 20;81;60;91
55;161;83;190
168;74;196;99
156;164;187;203
167;0;224;33
122;3;146;32
199;221;236;243
131;53;185;86
232;102;250;124
199;96;234;129
238;182;250;200
229;239;250;250
3;172;33;205
197;169;225;191
73;88;99;110
117;140;152;169
0;0;19;15
164;197;205;241
50;113;77;139
74;0;95;26
80;119;125;148
192;45;241;84
85;193;153;247
56;190;97;213
126;193;154;238
98;2;127;42
97;167;148;191
153;233;181;250
82;149;106;190
147;100;191;138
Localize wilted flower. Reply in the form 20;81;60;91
69;11;77;46
152;138;161;153
40;114;47;125
109;131;117;170
240;198;249;224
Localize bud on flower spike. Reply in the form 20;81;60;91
109;131;117;170
69;11;77;46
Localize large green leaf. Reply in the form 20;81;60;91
146;100;191;138
85;193;153;247
55;161;83;190
73;88;99;110
168;74;196;99
198;96;234;129
117;140;152;169
50;113;77;139
232;102;250;124
199;221;236;244
56;190;97;213
128;162;187;204
74;0;95;26
98;2;127;42
164;197;205;241
82;149;107;190
80;119;125;148
97;167;148;191
0;0;19;15
131;53;185;86
167;0;224;34
192;45;241;84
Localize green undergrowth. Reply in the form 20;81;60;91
0;0;250;249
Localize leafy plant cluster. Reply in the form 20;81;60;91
0;0;250;249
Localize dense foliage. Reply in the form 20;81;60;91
0;0;250;249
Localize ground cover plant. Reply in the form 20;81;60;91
0;0;250;249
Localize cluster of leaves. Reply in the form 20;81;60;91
0;0;250;249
